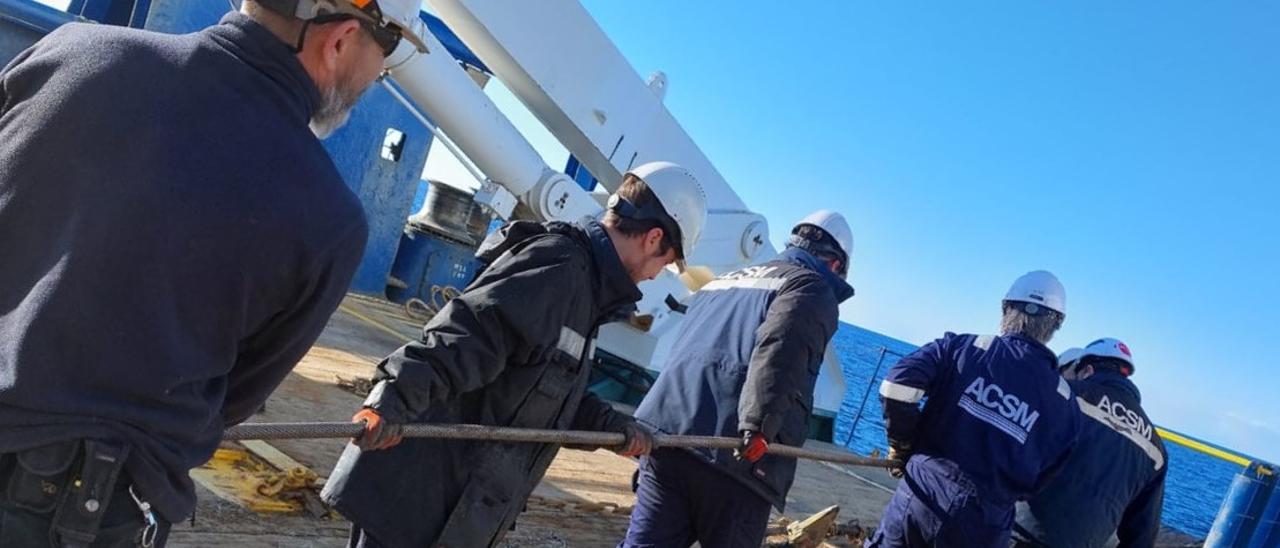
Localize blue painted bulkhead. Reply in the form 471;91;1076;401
385;224;479;306
0;0;76;62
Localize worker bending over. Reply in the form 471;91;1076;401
1014;338;1168;548
322;163;708;548
616;210;855;547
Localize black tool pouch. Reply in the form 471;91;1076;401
4;441;80;514
51;440;131;547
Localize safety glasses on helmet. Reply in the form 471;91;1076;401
358;19;402;57
310;13;402;57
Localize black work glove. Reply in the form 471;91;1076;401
614;423;654;457
887;444;911;479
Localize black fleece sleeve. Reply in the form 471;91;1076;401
223;223;367;425
0;39;39;115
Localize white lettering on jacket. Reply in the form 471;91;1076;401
1077;394;1165;470
701;266;785;292
724;265;778;280
1096;395;1153;440
957;376;1041;444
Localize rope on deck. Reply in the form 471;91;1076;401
223;422;898;469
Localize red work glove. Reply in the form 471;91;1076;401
614;423;654;457
353;408;403;451
734;430;769;463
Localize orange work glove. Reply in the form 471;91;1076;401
353;408;403;451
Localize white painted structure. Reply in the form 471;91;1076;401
382;0;848;422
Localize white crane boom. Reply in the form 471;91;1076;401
380;1;847;425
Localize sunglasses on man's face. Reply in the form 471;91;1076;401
311;13;403;58
359;20;403;58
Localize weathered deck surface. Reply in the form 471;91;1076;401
166;296;1198;547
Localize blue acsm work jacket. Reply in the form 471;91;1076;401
1014;371;1168;548
880;332;1082;506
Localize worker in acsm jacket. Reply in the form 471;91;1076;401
867;271;1082;548
320;162;709;548
0;0;423;545
1014;338;1168;548
620;210;857;548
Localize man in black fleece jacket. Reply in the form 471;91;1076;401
0;1;405;544
323;164;709;548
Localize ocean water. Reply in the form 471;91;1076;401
829;322;1238;538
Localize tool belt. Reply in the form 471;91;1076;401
0;439;132;547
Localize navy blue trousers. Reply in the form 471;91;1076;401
620;449;772;548
866;456;1013;548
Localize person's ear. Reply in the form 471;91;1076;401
646;227;665;252
315;19;364;74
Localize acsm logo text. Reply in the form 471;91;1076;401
963;377;1040;432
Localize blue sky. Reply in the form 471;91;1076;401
548;2;1278;461
31;1;1277;461
433;2;1277;460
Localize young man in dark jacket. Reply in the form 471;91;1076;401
619;210;856;548
1014;338;1168;548
321;162;709;548
868;271;1082;548
0;1;420;545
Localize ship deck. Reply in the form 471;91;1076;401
167;296;1200;547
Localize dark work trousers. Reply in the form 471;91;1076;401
620;448;773;548
1008;523;1050;548
0;472;171;547
865;456;1012;548
346;525;388;548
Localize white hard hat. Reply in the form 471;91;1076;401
263;0;430;54
1004;270;1066;315
366;0;430;53
794;210;853;260
621;161;708;271
367;0;421;24
1057;347;1085;370
1081;337;1135;372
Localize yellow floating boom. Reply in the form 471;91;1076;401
1156;427;1253;468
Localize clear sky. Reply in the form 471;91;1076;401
428;1;1279;461
31;0;1277;461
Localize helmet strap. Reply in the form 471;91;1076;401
607;194;684;259
787;233;848;277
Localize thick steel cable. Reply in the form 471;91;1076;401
223;422;897;468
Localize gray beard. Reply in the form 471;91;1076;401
309;80;362;139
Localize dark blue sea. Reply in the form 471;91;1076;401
830;322;1237;539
